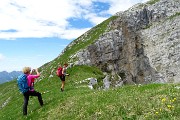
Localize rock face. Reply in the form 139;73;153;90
70;0;180;84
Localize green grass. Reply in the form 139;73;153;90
167;12;180;20
146;0;160;5
144;24;152;29
0;65;180;120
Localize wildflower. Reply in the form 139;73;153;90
155;112;159;114
161;98;166;102
167;105;171;108
173;98;177;101
159;108;162;112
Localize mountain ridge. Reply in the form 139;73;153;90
0;71;22;84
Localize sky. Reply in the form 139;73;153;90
0;0;148;72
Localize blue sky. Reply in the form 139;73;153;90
0;0;148;72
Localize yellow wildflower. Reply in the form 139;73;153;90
167;105;171;108
155;112;159;114
161;98;166;102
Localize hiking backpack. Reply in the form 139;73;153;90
17;74;29;93
56;67;63;77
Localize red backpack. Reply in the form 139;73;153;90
56;67;63;77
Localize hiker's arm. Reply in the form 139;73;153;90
66;73;70;76
62;68;69;76
35;68;40;77
62;68;65;75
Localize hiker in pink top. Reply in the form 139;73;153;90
28;69;40;91
22;67;43;115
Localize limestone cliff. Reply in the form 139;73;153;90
60;0;180;84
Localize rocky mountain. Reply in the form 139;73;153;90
40;0;180;87
0;71;22;84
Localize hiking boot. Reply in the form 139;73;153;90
23;112;27;116
61;88;64;92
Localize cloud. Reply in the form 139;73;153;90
59;28;91;40
108;0;136;14
142;0;149;3
0;0;147;40
0;0;83;40
84;13;108;25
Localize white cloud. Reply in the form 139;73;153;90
0;0;148;40
59;28;91;40
108;0;136;14
0;0;92;40
142;0;149;3
0;0;81;38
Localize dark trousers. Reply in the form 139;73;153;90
60;75;65;81
23;91;43;115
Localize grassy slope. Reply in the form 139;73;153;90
0;66;179;120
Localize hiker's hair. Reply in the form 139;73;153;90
64;63;68;66
22;67;31;74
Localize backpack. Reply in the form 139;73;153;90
56;67;63;77
17;74;29;93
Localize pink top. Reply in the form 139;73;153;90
27;74;40;91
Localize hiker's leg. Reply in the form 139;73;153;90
37;92;43;106
61;75;65;90
61;81;65;90
23;92;29;115
29;91;43;106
